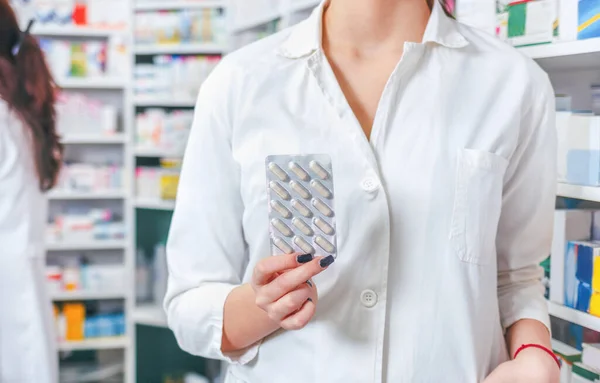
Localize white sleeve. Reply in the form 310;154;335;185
496;73;556;332
164;59;259;364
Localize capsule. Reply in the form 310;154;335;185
270;200;292;218
289;180;311;199
310;179;332;199
309;160;330;180
271;218;293;237
313;217;334;235
315;235;336;253
273;237;293;254
269;181;291;200
293;236;314;254
288;162;310;181
291;199;312;217
268;162;289;181
292;217;313;236
311;198;333;217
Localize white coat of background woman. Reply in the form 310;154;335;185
165;0;559;382
0;0;62;381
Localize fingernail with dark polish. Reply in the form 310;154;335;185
297;253;313;264
307;298;313;303
320;255;335;268
306;280;313;288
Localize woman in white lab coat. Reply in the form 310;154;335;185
0;1;62;381
166;0;560;382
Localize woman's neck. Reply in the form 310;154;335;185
323;0;431;55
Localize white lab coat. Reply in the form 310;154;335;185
0;101;58;383
165;1;556;382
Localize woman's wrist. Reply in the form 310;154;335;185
513;347;560;381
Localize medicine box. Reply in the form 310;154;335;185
552;210;593;304
503;0;558;46
559;114;600;186
565;241;600;316
578;0;600;40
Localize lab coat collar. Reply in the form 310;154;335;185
277;0;469;59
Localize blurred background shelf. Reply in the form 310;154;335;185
134;198;176;211
61;133;127;145
51;290;126;301
33;25;126;37
557;183;600;202
46;190;127;200
133;305;168;328
134;43;224;55
134;0;224;11
547;301;600;333
57;77;127;89
46;240;127;251
133;98;196;107
134;147;184;158
58;337;129;351
519;38;600;70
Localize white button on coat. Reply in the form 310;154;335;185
164;1;557;382
361;177;380;193
360;290;378;308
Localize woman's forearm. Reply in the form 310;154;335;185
221;283;280;353
505;318;551;357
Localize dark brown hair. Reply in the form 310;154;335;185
0;0;63;191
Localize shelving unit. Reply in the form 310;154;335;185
518;38;600;70
51;290;127;301
61;133;128;145
556;183;600;203
57;77;127;89
58;337;129;352
133;98;196;107
133;147;185;158
33;25;127;37
134;0;224;11
133;304;168;328
46;190;127;200
134;43;225;55
46;239;128;251
133;198;176;211
548;301;600;333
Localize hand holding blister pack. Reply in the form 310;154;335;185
266;154;337;259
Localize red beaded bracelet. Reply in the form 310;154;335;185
513;344;561;369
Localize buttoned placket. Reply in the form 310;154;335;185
306;42;427;382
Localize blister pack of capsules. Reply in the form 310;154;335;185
265;154;337;258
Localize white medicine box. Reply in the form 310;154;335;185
557;113;600;186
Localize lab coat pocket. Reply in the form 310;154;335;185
450;149;508;265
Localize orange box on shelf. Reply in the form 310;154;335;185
63;303;85;341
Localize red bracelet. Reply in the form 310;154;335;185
513;344;561;369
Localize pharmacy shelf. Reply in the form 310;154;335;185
32;24;127;37
51;290;126;301
548;301;600;332
134;98;196;108
289;0;319;12
133;304;168;328
134;43;224;55
46;190;127;200
519;38;600;70
57;77;127;89
232;9;280;33
134;147;184;158
58;337;129;351
46;240;127;251
134;198;176;211
557;183;600;202
61;133;127;145
135;0;224;11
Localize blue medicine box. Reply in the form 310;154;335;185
567;150;600;186
577;282;593;313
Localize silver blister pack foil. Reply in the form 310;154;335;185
265;154;337;258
